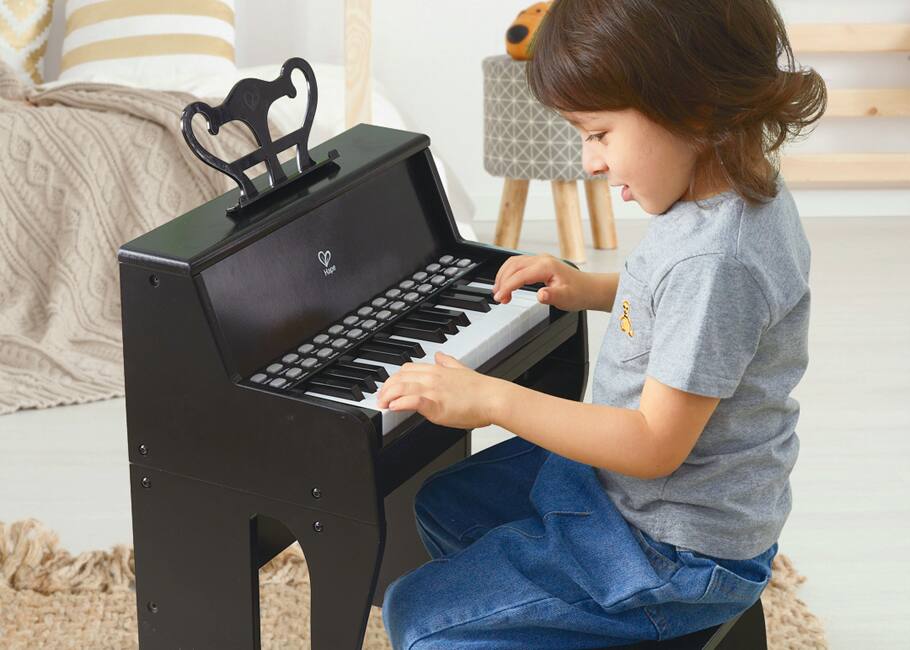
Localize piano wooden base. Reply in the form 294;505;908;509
129;431;468;649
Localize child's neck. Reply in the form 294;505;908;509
680;170;732;202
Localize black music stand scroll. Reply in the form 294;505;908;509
180;56;340;217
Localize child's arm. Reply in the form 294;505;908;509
378;351;720;481
579;272;620;312
490;375;720;480
493;254;619;313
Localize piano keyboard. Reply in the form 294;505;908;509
242;251;549;434
302;281;548;434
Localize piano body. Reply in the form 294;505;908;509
118;61;588;649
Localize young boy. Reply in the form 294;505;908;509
379;0;826;647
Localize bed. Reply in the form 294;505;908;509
0;0;476;417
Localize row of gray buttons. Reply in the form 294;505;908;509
247;255;473;389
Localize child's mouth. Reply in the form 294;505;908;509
621;185;632;202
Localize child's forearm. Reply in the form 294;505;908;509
490;380;665;480
580;271;620;312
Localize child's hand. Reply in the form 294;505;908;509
493;253;587;312
376;352;505;429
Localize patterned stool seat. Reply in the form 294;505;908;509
483;54;618;263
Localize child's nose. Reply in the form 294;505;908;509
582;147;608;176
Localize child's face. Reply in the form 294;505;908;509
560;108;700;215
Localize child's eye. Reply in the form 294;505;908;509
585;132;606;143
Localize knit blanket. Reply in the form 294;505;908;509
0;61;258;415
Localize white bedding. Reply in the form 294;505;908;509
36;61;477;240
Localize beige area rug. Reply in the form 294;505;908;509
0;519;827;649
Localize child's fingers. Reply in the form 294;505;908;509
494;255;536;293
494;262;550;302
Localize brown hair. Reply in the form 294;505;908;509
526;0;827;204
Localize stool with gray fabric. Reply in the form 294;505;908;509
483;54;619;265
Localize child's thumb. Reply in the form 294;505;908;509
537;286;560;304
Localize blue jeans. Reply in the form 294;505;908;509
382;436;777;649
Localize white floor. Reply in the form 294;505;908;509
1;217;908;648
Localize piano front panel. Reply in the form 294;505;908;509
199;155;447;381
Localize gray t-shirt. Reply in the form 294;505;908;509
591;180;810;560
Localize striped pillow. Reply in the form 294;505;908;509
58;0;235;83
0;0;53;84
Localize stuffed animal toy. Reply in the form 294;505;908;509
505;2;552;60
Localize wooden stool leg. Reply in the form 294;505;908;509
584;179;618;250
494;178;529;249
551;179;586;264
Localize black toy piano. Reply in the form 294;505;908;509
118;58;588;649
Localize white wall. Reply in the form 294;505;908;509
46;0;910;219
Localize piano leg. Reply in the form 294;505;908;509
130;464;385;649
289;514;383;650
130;465;264;649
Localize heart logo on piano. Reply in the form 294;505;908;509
318;250;332;267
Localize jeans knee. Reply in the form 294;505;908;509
381;572;432;650
381;577;406;647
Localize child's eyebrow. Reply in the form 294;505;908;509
558;112;604;131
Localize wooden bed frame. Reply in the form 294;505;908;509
344;0;372;129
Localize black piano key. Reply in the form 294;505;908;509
336;358;390;381
417;305;471;326
358;345;411;365
305;377;365;401
372;333;426;358
390;322;448;343
450;282;497;303
402;314;458;334
322;369;377;393
434;292;491;312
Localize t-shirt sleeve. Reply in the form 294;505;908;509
646;254;771;398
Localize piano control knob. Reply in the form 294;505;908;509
141;477;151;488
138;444;149;456
147;601;159;614
311;487;322;499
313;521;324;533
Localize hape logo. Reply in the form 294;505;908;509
318;250;336;276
